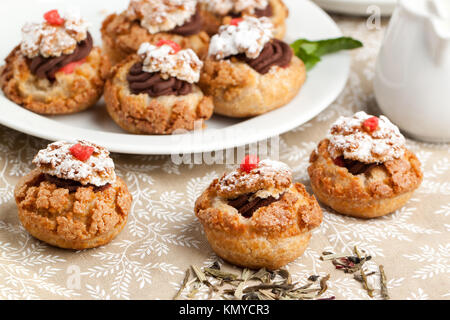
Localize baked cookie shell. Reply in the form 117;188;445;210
14;169;132;250
199;55;305;118
101;12;210;65
200;0;288;39
308;139;423;218
195;182;322;270
104;55;214;135
0;46;109;115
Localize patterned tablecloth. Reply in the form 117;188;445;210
0;15;449;300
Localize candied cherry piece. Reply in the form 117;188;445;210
59;59;86;75
240;155;260;173
362;116;379;133
333;156;345;167
156;39;181;54
230;18;244;26
70;143;94;162
44;10;64;26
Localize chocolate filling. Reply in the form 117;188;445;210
334;156;379;175
254;3;274;18
27;32;93;81
127;62;193;97
170;9;203;36
230;3;274;18
235;39;292;74
228;192;282;218
44;174;111;193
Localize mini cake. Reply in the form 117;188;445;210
104;40;213;134
14;140;132;250
308;112;423;219
101;0;210;65
195;156;323;270
199;0;288;39
0;10;110;115
199;16;305;118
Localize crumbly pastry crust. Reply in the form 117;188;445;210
101;12;210;65
195;180;322;270
199;55;305;117
308;139;423;218
104;55;214;134
200;0;288;39
14;169;132;250
0;46;110;115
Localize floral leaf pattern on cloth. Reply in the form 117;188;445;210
0;16;448;300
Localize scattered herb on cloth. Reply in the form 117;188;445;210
321;245;390;300
291;37;363;70
173;264;333;300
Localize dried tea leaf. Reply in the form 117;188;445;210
191;265;207;282
191;265;218;292
320;253;349;261
173;269;190;300
234;268;253;299
243;292;260;300
354;271;376;282
244;283;295;293
277;269;292;285
251;268;269;282
234;281;246;300
204;268;238;281
286;292;318;300
318;274;330;296
379;265;390;300
360;268;374;298
241;268;253;281
258;289;277;300
188;281;202;299
210;261;221;270
308;275;320;282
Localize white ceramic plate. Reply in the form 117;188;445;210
0;0;350;155
313;0;397;16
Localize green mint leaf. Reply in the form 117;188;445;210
290;37;363;71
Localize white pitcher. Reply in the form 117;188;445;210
374;0;450;142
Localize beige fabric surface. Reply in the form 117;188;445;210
0;15;449;300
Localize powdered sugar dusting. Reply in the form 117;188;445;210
201;0;268;15
208;16;273;60
327;111;406;163
21;10;89;58
33;141;116;187
138;42;203;83
217;159;292;194
127;0;196;34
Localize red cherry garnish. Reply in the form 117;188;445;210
58;59;86;75
230;18;243;26
44;10;64;26
333;156;345;167
362;116;379;133
70;143;94;162
156;39;181;53
240;155;260;173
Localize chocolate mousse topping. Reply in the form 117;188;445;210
230;3;273;18
170;9;203;36
236;39;292;74
27;32;93;81
127;62;193;97
44;174;111;193
228;192;282;218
